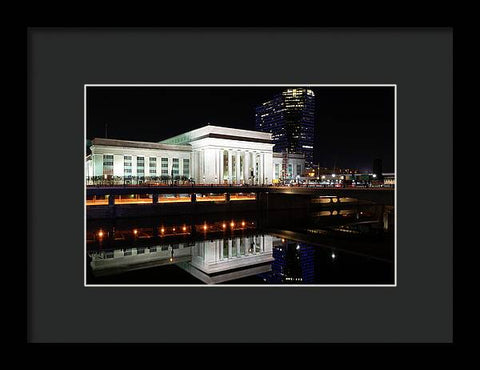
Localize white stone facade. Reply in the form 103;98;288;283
86;125;305;185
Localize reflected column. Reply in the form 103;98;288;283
236;238;241;257
243;236;248;255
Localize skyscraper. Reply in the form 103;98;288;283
373;158;383;180
255;88;315;168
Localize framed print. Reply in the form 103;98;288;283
28;27;452;344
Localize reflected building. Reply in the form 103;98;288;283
261;241;315;284
88;234;274;284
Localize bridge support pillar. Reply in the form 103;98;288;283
225;193;230;203
191;193;197;203
108;194;115;206
152;193;159;204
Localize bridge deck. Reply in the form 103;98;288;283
87;185;394;196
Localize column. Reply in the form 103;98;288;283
219;150;224;184
228;151;233;184
259;153;264;185
235;151;241;184
168;157;173;181
243;236;248;255
214;149;218;184
220;239;224;260
108;194;115;206
252;152;257;185
244;151;250;185
179;156;183;179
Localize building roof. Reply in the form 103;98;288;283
160;125;273;145
91;138;191;151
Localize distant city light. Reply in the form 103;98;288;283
182;226;187;232
230;222;235;227
98;230;103;238
331;252;336;259
332;174;336;177
222;223;226;229
241;221;245;227
161;228;165;233
133;229;138;235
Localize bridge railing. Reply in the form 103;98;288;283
85;183;393;190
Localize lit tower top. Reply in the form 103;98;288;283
255;88;315;168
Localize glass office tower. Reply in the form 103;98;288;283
255;88;315;168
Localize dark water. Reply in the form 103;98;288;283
86;203;394;285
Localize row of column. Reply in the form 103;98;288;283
214;149;266;185
215;236;266;261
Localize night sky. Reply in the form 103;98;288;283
86;86;395;172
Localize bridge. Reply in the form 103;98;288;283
87;185;394;205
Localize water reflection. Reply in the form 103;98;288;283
86;204;394;285
89;234;274;282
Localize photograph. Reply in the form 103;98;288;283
84;84;396;286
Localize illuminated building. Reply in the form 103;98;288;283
85;124;305;185
255;88;315;169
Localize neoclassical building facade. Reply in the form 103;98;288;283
85;125;305;185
